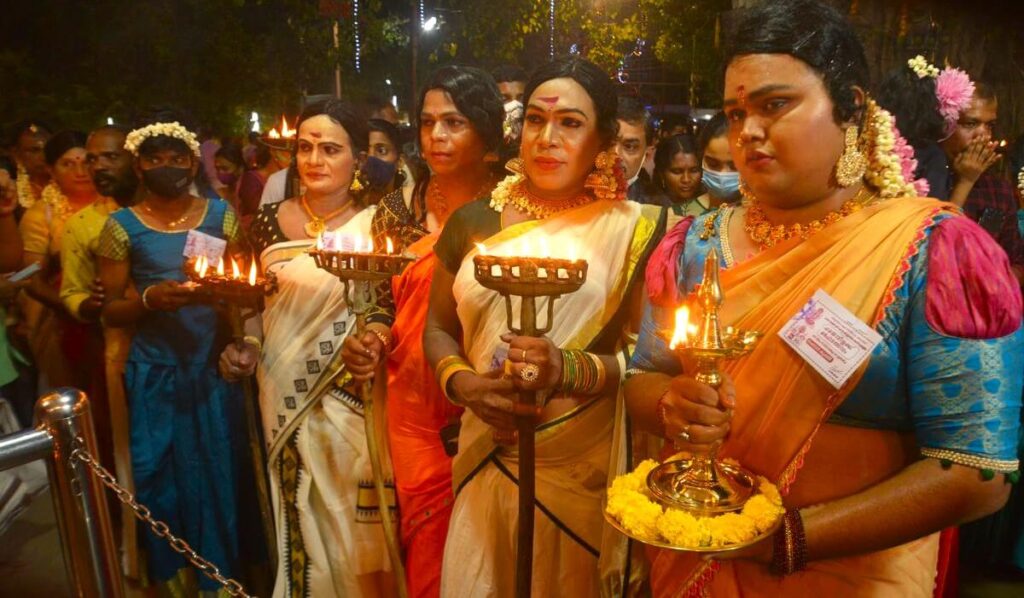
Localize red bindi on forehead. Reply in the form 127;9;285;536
538;96;559;106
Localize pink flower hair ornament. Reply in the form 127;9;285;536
935;67;975;141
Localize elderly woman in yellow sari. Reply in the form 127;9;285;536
423;57;663;596
626;1;1022;596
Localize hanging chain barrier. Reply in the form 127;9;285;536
70;437;253;598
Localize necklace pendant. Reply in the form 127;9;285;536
304;218;326;238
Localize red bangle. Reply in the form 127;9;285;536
771;508;807;576
657;388;671;438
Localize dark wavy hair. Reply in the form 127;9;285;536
725;0;869;125
875;66;944;148
214;141;245;170
523;57;619;147
133;106;198;158
295;98;369;155
44;130;88;165
653;134;701;194
8;118;54;147
492;64;528;84
416;65;505;154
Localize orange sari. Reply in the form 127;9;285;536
651;198;956;597
386;231;463;598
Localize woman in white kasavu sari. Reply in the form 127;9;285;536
219;99;396;598
424;58;664;597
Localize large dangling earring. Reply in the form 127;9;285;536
505;157;525;177
834;125;867;187
584;150;624;201
350;170;364;192
739;180;756;203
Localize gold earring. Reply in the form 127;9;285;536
584;151;624;201
834;125;867;187
505;157;525;176
350;170;364;192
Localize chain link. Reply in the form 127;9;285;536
70;438;253;597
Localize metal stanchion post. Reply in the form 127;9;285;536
35;388;124;598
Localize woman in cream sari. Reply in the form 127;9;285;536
220;99;394;598
424;58;663;597
626;2;1022;596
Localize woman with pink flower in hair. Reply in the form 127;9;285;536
626;1;1022;596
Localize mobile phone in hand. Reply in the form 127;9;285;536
7;262;42;282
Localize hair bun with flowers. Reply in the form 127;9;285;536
862;98;928;198
935;67;975;140
907;55;940;79
124;122;202;157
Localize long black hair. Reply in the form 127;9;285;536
725;0;869;125
523;57;619;148
875;66;945;148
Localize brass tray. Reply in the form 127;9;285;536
602;499;782;554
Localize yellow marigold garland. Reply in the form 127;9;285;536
606;459;784;549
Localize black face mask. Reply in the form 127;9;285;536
141;166;193;198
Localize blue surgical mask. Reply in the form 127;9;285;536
363;156;398;189
702;168;741;201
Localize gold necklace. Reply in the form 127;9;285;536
301;194;352;237
490;176;592;220
142;198;195;229
426;176;494;222
744;188;876;250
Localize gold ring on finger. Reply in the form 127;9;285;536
519;363;540;382
676;425;691;444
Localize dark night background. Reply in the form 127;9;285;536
0;0;1022;140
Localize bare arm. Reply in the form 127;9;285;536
423;259;466;372
99;256;144;327
23;250;65;312
797;459;1009;563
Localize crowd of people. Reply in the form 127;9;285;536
1;1;1023;597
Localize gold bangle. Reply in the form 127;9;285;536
439;363;475;404
370;328;392;353
434;355;470;382
242;335;263;352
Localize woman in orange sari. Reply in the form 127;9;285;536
341;65;505;597
625;1;1022;596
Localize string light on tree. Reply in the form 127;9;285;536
353;0;361;73
419;0;425;28
549;0;556;58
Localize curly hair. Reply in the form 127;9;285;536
523;57;619;148
875;66;945;147
725;0;870;125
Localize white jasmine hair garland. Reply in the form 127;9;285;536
124;122;201;157
907;55;939;79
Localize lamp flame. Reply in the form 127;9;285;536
198;256;209;278
248;260;257;286
386;237;394;255
475;242;487;256
216;257;224;277
231;258;241;279
669;305;699;350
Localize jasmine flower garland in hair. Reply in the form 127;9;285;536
124;122;201;157
907;55;939;79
